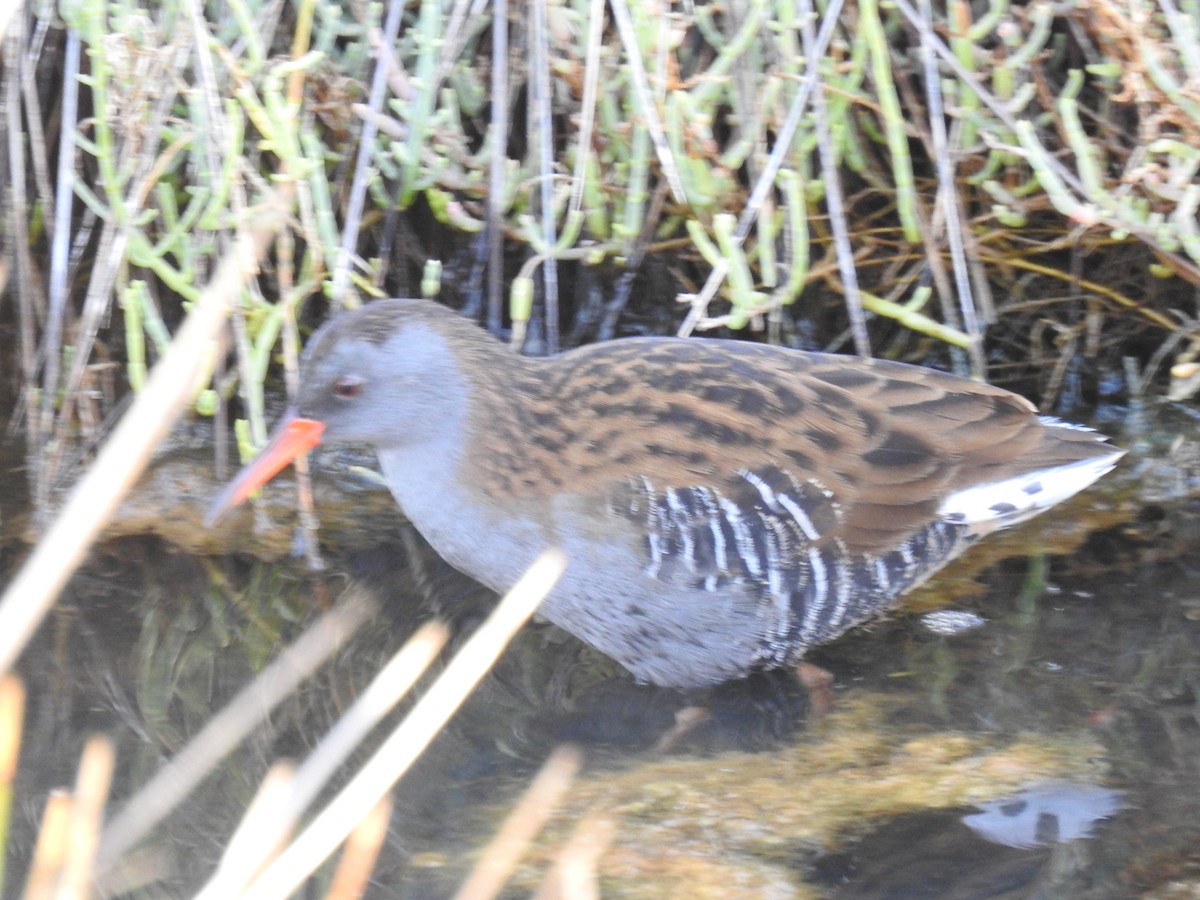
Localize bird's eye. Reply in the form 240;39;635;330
332;375;363;399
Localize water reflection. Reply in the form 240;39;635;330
962;783;1124;849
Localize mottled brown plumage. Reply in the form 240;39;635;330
211;299;1123;687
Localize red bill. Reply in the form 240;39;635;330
205;412;326;525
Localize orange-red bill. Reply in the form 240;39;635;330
204;415;326;526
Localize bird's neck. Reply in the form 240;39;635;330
373;325;551;588
373;317;540;478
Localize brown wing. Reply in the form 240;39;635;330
510;339;1066;553
795;352;1048;552
469;335;1117;560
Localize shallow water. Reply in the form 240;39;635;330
4;402;1200;898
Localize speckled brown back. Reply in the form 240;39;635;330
460;335;1098;555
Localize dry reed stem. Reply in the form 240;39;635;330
0;677;25;896
0;4;18;41
288;621;451;819
453;745;584;900
196;764;298;899
56;736;115;900
325;797;393;900
531;814;617;900
0;676;23;789
22;791;71;900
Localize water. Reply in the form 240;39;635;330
4;404;1199;898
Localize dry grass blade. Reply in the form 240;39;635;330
324;797;393;900
288;621;450;818
530;815;617;900
0;3;19;40
566;0;604;220
453;745;583;900
486;0;510;330
237;549;567;899
0;193;289;680
915;0;983;375
195;764;298;899
56;736;115;900
0;678;25;896
800;0;867;358
37;29;82;511
607;0;686;206
331;0;407;303
22;791;71;900
530;0;560;350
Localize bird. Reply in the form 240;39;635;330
207;299;1124;688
